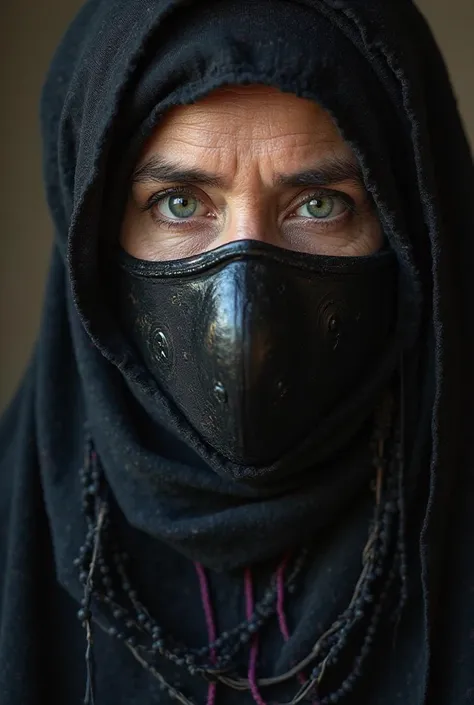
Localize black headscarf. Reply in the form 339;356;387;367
1;1;473;704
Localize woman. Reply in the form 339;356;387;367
1;0;473;703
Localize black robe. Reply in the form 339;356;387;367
1;1;474;703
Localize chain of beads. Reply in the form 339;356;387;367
108;545;308;672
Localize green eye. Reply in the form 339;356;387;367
295;195;348;220
159;194;200;219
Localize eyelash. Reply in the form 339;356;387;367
142;186;356;230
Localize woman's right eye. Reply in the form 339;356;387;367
155;193;208;220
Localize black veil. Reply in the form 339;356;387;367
0;1;473;703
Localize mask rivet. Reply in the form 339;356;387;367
150;330;170;363
327;315;341;351
213;382;228;403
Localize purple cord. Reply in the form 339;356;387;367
276;556;318;705
195;556;316;705
194;563;217;705
244;567;267;705
276;554;291;641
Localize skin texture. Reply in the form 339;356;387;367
120;85;382;261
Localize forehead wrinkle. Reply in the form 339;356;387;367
154;119;337;146
149;132;345;169
153;108;340;151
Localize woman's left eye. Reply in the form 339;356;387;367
294;194;349;220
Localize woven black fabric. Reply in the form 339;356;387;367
0;1;473;703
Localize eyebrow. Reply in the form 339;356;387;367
132;154;365;191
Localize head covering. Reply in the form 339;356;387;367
0;0;473;704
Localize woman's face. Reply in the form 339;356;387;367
121;85;382;261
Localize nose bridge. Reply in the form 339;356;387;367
213;195;276;248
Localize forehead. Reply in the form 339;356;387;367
144;84;347;155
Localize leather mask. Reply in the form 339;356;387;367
117;240;397;466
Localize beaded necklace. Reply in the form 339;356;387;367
75;393;406;704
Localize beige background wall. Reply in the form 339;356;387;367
0;0;473;411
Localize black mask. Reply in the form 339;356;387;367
117;240;397;466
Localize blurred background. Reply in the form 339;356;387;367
1;0;473;411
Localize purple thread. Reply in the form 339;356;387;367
276;554;291;641
244;567;267;705
194;563;217;705
276;556;318;705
